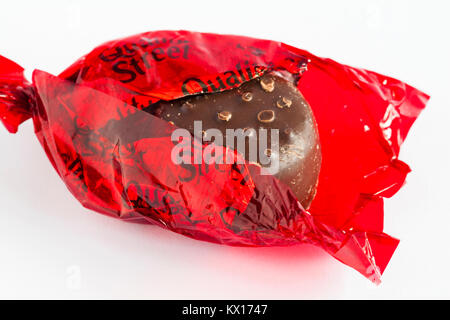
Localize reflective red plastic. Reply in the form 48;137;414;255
0;31;429;283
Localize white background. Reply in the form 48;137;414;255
0;0;449;299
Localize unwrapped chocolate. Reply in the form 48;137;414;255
0;30;429;283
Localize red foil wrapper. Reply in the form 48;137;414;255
0;31;429;283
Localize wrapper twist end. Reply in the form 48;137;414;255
332;231;400;284
0;55;34;133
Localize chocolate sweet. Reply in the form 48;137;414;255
0;30;428;281
152;73;322;209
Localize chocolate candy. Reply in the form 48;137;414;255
0;30;429;282
152;73;322;209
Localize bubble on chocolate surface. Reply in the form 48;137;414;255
277;97;292;109
260;77;275;92
181;101;194;111
242;92;253;102
257;110;275;123
243;127;255;137
217;111;232;121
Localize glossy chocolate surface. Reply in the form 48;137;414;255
152;73;321;209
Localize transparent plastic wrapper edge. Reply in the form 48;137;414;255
0;30;429;283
